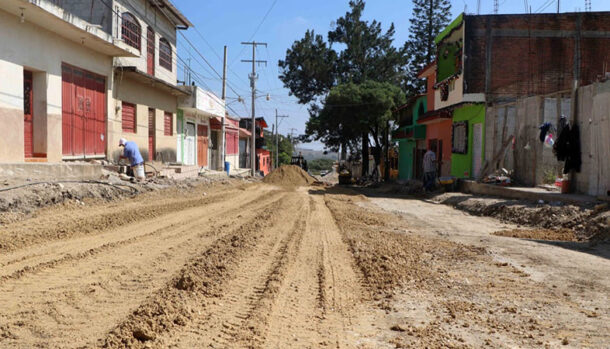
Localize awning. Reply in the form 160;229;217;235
239;128;252;138
417;108;453;125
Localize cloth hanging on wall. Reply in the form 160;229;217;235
539;122;552;142
553;123;581;174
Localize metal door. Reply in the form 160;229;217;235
210;130;219;170
184;122;196;165
62;66;74;155
148;108;155;161
73;69;85;156
84;74;96;155
23;70;33;158
197;124;208;167
147;27;155;76
472;123;483;179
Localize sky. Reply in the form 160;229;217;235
172;0;608;150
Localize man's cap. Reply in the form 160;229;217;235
119;138;127;146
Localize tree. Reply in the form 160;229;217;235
279;0;407;175
308;158;335;174
403;0;452;95
264;130;294;167
309;80;405;172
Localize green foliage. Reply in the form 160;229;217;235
309;158;335;174
403;0;452;95
264;130;294;167
279;0;407;154
308;80;406;165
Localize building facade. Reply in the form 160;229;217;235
0;0;137;163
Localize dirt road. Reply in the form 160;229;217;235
0;181;608;348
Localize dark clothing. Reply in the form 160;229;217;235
539;122;552;142
424;171;436;192
553;123;581;174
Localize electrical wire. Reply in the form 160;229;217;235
229;0;278;67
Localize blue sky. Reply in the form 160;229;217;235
173;0;608;150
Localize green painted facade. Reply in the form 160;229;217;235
398;140;416;180
394;95;428;180
450;104;485;178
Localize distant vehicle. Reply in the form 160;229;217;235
319;170;330;176
290;155;308;172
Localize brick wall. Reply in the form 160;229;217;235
464;12;610;100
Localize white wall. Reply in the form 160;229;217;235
113;0;178;86
0;8;114;162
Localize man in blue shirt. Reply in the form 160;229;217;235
119;138;145;181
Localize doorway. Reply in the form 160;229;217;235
210;130;219;170
472;123;483;179
147;27;155;76
148;108;155;161
24;70;33;158
197;124;208;167
184;122;196;165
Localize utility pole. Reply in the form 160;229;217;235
557;0;560;13
241;41;267;176
275;109;288;169
494;0;499;14
221;46;227;171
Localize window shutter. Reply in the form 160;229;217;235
164;112;173;136
122;102;136;133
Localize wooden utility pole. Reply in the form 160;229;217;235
275;109;288;169
221;46;227;170
241;42;267;176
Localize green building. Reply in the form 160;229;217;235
393;95;427;180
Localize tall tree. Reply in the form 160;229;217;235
279;0;407;175
403;0;452;95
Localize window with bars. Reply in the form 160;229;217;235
121;13;141;50
159;38;172;71
164;112;173;136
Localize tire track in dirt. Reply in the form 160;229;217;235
147;191;307;348
0;187;285;348
262;191;370;348
0;182;250;253
100;193;302;348
0;185;279;284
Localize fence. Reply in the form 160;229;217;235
484;80;610;196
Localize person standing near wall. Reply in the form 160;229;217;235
423;145;437;192
119;138;145;181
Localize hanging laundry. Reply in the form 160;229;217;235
539;122;552;142
553;122;581;174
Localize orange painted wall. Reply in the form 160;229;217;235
424;119;452;177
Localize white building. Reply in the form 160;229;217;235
0;0;137;163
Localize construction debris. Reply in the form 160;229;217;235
262;165;317;186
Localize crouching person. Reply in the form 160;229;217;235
118;138;145;181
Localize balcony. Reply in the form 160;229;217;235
2;0;137;57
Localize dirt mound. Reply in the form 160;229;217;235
263;165;316;186
493;228;578;241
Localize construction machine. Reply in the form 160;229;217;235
290;155;308;172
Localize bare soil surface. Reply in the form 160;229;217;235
0;181;608;348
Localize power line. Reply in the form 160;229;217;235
230;0;278;67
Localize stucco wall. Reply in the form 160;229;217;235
398;140;415;180
451;104;486;179
0;8;113;163
113;0;178;86
425;120;453;177
111;76;177;162
435;24;465;110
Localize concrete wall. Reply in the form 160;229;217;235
0;8;114;163
112;76;177;162
486;80;610;196
113;0;178;86
464;12;610;100
59;0;113;34
398;140;415;180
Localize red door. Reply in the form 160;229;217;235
147;27;155;76
62;66;74;155
197;124;208;167
148;108;155;161
62;64;106;157
23;70;34;158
